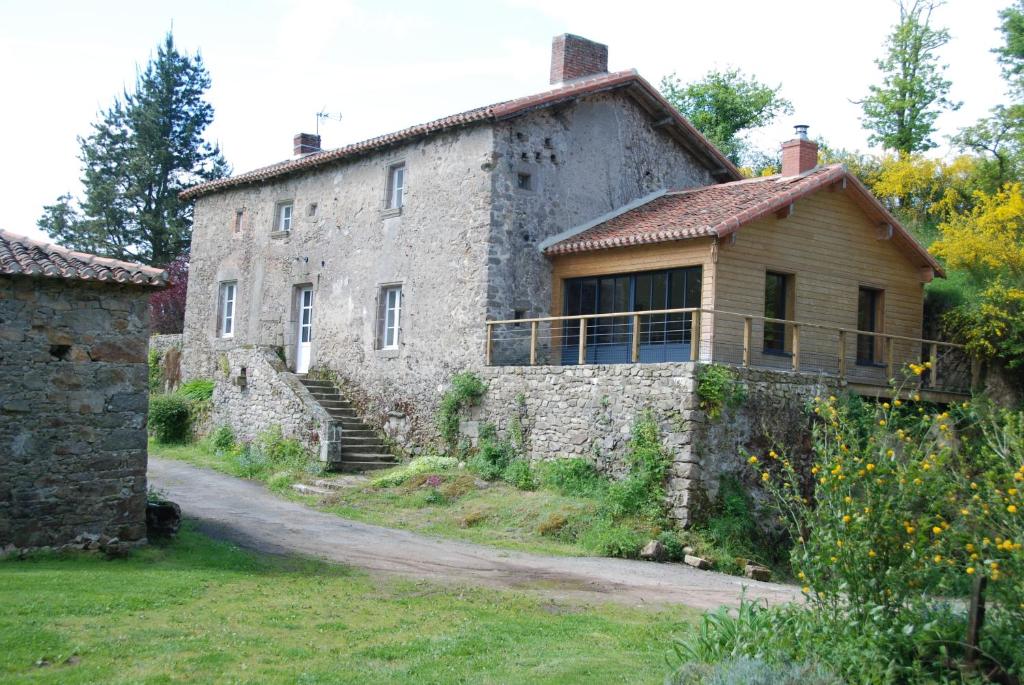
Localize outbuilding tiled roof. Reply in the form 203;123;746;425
179;70;741;200
0;230;168;287
543;164;944;276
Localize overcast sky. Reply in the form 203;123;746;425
0;0;1010;243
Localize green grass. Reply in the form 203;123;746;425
0;527;693;684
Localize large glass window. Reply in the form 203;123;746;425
561;266;701;363
376;285;402;349
219;281;236;338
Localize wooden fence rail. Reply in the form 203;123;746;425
485;307;970;391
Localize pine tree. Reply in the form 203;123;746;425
38;33;228;266
859;0;960;155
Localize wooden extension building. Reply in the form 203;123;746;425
488;131;967;395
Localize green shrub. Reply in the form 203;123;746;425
370;455;459;488
467;424;514;481
502;458;537;491
696;364;746;419
672;656;841;685
656;530;686;562
227;426;319;485
579;518;645;558
148;348;163;393
692;476;784;574
538;458;608;498
148;394;192;443
179;378;215;402
210;425;235;452
437;371;487;453
598;413;671;523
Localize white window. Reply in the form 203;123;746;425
386;163;405;209
376;285;402;349
276;202;293;232
219;281;237;338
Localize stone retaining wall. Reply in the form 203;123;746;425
0;277;150;550
473;363;836;525
211;346;341;465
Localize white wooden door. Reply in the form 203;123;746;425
296;287;313;374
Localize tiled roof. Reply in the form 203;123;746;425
180;70;741;200
0;230;168;287
543;164;944;276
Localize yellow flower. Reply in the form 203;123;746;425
886;449;895;458
797;571;806;580
882;402;891;409
1009;504;1018;514
1009;488;1018;495
802;586;810;594
894;399;902;407
866;463;876;471
842;515;851;523
932;526;942;535
879;420;887;426
811;466;819;474
966;567;975;575
868;549;876;558
933;554;942;563
748;456;758;464
761;472;770;482
844;496;853;504
906;526;915;534
769;450;777;459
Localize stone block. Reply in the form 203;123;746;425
684;554;712;570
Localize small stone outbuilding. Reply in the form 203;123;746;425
0;230;166;552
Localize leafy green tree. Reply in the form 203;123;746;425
660;69;792;167
996;0;1024;94
38;33;228;266
859;0;959;154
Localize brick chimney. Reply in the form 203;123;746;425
781;125;818;176
550;34;608;85
293;132;321;156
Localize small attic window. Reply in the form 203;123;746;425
307;202;318;217
517;173;533;191
234;209;243;233
543;137;552;148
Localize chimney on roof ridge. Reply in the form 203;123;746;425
781;124;818;176
293;132;321;156
550;34;608;85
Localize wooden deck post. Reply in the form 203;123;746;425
791;323;801;372
929;342;938;389
690;310;701;362
742;317;752;367
485;323;493;366
886;336;895;380
838;330;847;381
971;357;983;393
631;314;640;363
578;318;587;366
530;321;538;366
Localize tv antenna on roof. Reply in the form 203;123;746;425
316;107;343;135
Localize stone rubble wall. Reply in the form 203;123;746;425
211;346;341;465
149;333;182;358
473;363;836;526
0;276;150;550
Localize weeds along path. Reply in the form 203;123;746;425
149;457;800;610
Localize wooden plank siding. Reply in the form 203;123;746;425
548;238;717;360
712;188;926;379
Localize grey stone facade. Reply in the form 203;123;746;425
183;90;715;446
0;277;151;550
473;363;834;525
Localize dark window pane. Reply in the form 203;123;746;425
857;287;880;363
764;272;788;352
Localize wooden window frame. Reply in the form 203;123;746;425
763;271;795;355
375;284;403;350
856;286;886;366
385;163;405;211
275;201;294;233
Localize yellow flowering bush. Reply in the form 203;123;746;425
749;389;1023;673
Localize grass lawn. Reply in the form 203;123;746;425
0;526;694;684
151;439;604;558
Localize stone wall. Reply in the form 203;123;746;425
211;346;341;465
473;363;835;526
0;276;150;550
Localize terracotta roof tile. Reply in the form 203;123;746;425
0;230;167;287
180;70;741;200
544;165;944;276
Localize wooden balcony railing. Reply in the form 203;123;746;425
485;307;976;394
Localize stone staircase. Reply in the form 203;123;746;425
298;377;397;472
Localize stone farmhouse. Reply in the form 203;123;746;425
0;230;165;552
180;35;962;515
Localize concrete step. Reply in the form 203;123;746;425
300;379;334;389
341;451;396;461
338;460;397;472
343;435;384;445
341;429;377;438
324;407;358;417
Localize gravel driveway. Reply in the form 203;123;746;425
149;457;800;610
